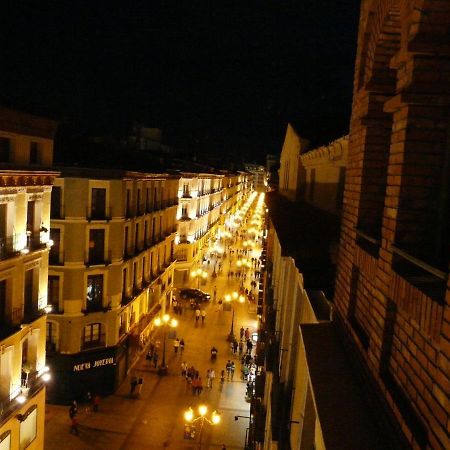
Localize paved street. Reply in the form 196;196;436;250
45;200;262;450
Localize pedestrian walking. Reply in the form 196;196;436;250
239;340;244;356
213;286;217;302
197;376;203;395
172;299;178;314
192;377;199;395
201;309;206;323
195;308;201;322
240;326;245;340
244;328;250;340
233;339;238;354
209;368;215;387
226;360;232;381
181;361;187;376
230;362;235;380
174;338;180;353
152;352;159;368
130;375;138;397
206;369;211;388
246;339;253;354
69;400;79;435
136;377;144;396
180;338;185;353
92;394;100;412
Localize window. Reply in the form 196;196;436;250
50;186;62;219
134;223;139;251
86;275;103;311
124;227;129;257
19;406;37;450
88;229;105;264
27;201;35;233
47;276;60;312
82;323;104;349
181;205;188;218
137;189;141;214
91;188;106;219
29;142;39;164
0;138;10;162
126;190;131;217
46;322;57;353
49;228;61;264
122;268;128;299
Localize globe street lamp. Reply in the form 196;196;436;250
191;268;208;289
154;314;178;375
184;404;221;449
225;291;245;341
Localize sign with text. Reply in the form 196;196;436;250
73;357;114;372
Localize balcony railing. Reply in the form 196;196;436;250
87;206;112;221
81;333;106;351
0;307;23;339
0;377;45;425
85;250;112;266
49;250;64;265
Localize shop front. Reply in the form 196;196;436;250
46;346;118;404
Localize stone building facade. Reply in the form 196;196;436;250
46;168;179;403
0;108;58;450
333;1;450;449
174;171;248;286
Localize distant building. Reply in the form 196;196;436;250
278;124;309;202
0;107;58;450
174;172;249;286
244;163;267;192
46;168;179;403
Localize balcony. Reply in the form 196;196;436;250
80;333;106;351
85;250;112;266
0;235;20;261
0;374;45;425
0;307;22;339
87;206;112;221
181;192;191;199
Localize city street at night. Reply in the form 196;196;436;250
44;194;266;450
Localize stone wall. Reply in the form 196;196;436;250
333;1;450;449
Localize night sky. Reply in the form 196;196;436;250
0;1;360;162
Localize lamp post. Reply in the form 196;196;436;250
225;291;245;341
184;404;221;449
190;268;208;289
154;314;178;375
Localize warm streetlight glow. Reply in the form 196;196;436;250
154;317;162;326
225;294;231;302
163;314;170;323
198;405;208;416
42;373;51;382
211;411;221;424
184;407;194;422
239;295;245;303
232;291;238;300
170;318;178;327
16;394;26;404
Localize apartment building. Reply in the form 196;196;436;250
0;108;58;450
45;168;179;403
174;171;248;286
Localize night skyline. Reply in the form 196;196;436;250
1;1;359;162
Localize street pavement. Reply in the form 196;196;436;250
45;209;262;450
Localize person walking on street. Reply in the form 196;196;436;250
240;326;245;340
244;328;250;340
130;375;138;397
152;352;159;368
233;339;238;354
206;369;211;388
246;339;253;354
174;338;180;353
226;360;232;381
230;362;235;380
195;308;201;323
239;340;244;356
69;401;79;435
181;361;187;377
180;338;185;353
201;309;206;323
136;377;144;396
209;368;215;387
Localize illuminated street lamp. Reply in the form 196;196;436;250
190;268;208;289
225;291;245;341
184;405;221;449
154;314;178;375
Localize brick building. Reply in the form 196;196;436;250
333;1;450;449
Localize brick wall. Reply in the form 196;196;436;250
334;1;450;449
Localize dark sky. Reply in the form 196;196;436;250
0;1;359;162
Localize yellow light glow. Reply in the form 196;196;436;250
199;405;208;416
232;292;238;300
154;317;162;326
170;319;178;327
163;314;170;323
184;408;194;422
212;411;221;424
239;295;245;303
225;294;231;302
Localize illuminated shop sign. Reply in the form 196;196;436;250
73;357;114;372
